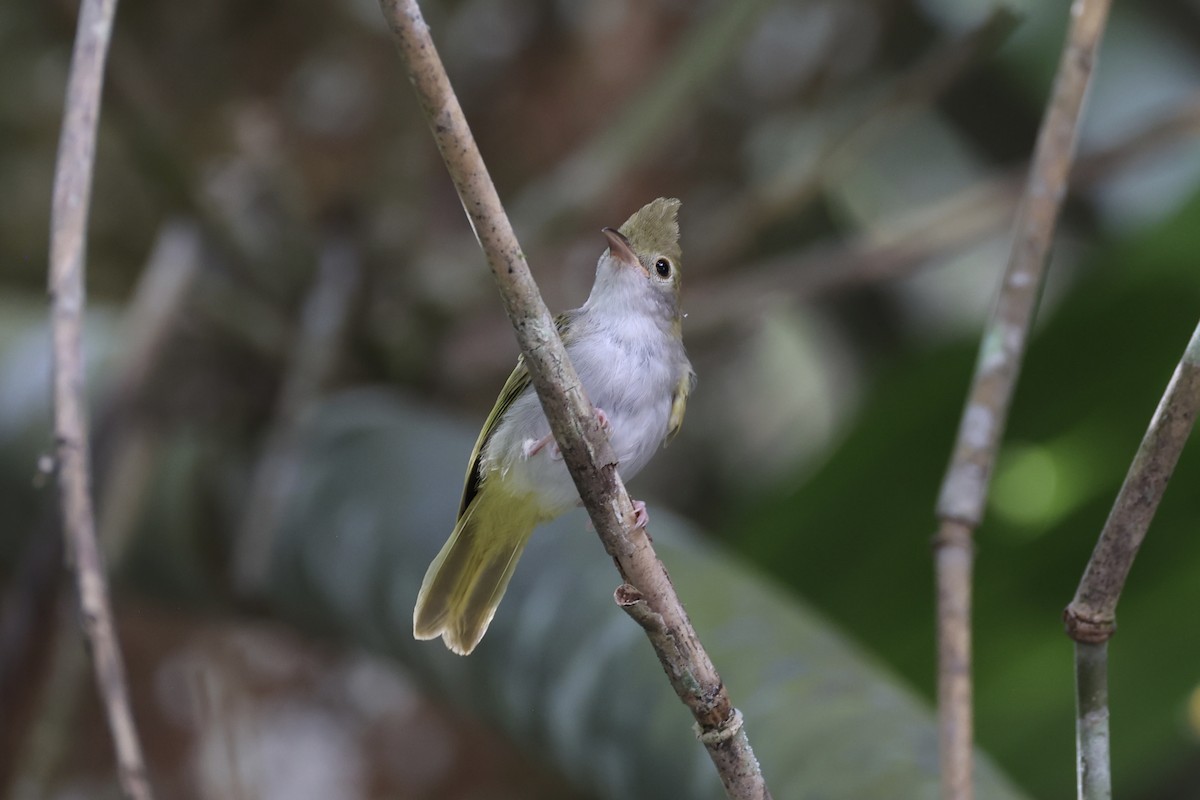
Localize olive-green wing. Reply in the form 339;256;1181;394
457;360;530;519
457;312;578;519
665;367;697;446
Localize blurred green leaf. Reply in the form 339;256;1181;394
254;390;1025;800
733;189;1200;799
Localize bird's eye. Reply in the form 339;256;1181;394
654;258;671;278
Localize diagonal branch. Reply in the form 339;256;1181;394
377;2;771;798
1065;321;1195;633
930;0;1114;797
1063;319;1200;799
1065;319;1200;636
47;0;152;798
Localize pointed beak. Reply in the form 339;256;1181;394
602;227;645;273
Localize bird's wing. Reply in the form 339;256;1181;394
664;365;697;446
457;311;578;519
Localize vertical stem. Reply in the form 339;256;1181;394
1064;318;1200;799
935;520;974;800
931;1;1113;795
1074;641;1111;800
48;0;152;797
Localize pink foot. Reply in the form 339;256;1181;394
631;499;649;528
522;434;553;459
547;407;610;461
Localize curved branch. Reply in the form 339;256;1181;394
47;0;152;798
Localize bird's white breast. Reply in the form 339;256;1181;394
481;307;682;514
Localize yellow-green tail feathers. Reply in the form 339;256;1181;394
413;491;541;655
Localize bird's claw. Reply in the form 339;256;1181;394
544;407;610;461
522;435;552;459
631;499;649;528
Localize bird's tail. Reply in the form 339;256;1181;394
413;491;540;655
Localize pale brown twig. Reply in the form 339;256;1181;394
4;222;200;798
1063;319;1200;799
378;2;771;797
47;0;152;797
931;0;1114;797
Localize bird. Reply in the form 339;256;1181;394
412;197;696;655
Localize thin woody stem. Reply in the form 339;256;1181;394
377;2;770;798
1063;319;1200;800
47;0;153;797
1065;319;1200;638
1074;641;1111;799
931;0;1114;796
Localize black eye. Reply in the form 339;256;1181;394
654;258;671;278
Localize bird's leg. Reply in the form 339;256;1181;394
522;435;551;459
631;499;649;528
544;407;610;461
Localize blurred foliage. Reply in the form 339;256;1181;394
735;191;1200;799
258;391;1026;799
3;0;1200;796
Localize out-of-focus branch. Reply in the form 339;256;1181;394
47;0;152;797
378;2;771;798
96;223;206;564
686;93;1200;331
0;523;62;793
693;6;1019;271
510;0;775;236
1070;96;1200;187
5;608;93;800
108;222;207;405
448;96;1200;383
4;222;202;798
11;222;201;798
235;235;362;594
931;0;1113;798
1063;319;1200;799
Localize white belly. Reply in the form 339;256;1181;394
481;319;679;514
